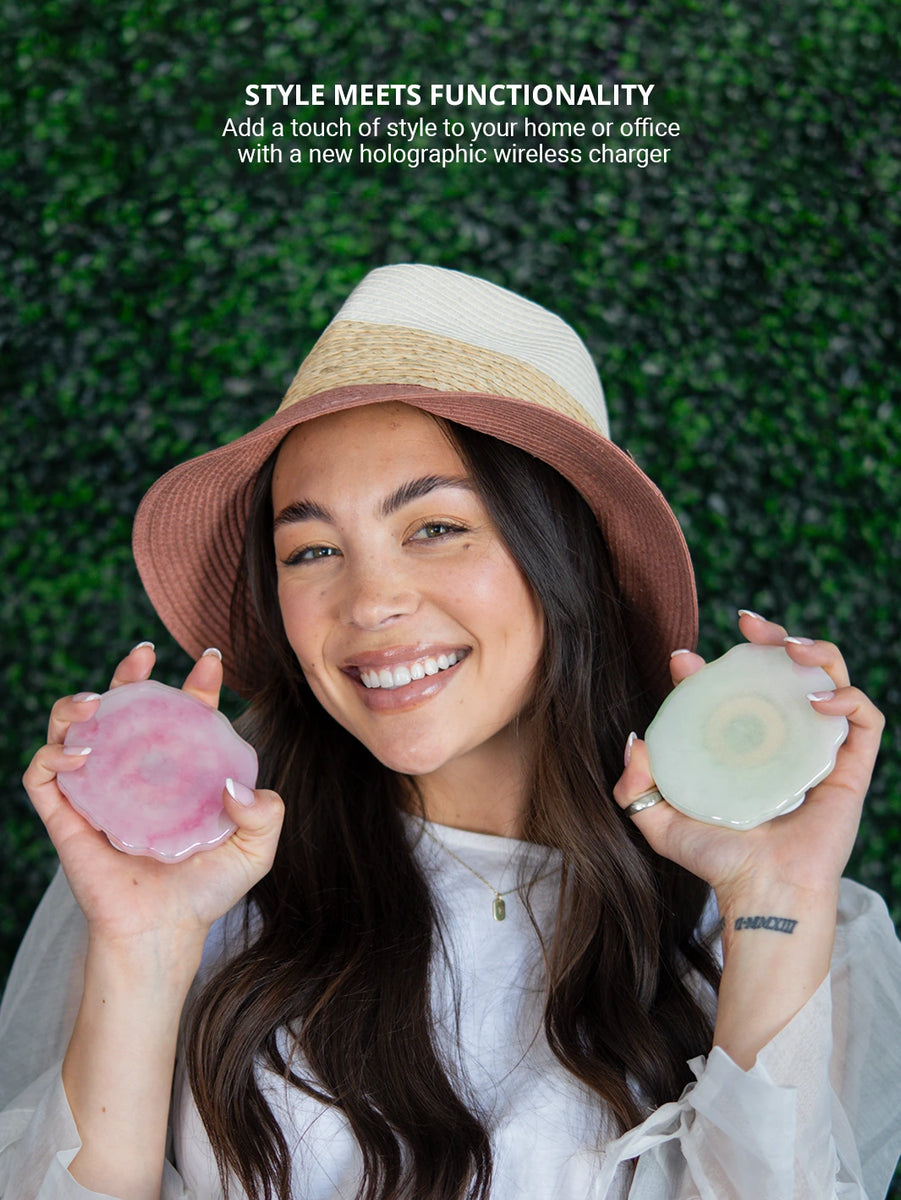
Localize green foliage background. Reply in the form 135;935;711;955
2;0;899;1190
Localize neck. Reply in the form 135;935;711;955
406;746;530;839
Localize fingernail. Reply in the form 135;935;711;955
670;648;691;658
624;731;637;766
807;691;835;702
738;609;766;621
73;692;102;703
225;777;255;806
201;647;223;660
131;640;155;652
63;746;92;756
785;636;815;646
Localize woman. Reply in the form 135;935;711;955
1;264;900;1200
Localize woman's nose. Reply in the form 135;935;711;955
340;555;420;631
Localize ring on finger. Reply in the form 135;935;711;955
624;787;666;818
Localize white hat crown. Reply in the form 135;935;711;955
279;263;609;438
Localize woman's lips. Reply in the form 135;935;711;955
342;647;471;712
359;650;466;690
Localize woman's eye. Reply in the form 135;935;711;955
283;545;339;565
410;522;466;541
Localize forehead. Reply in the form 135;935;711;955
271;403;467;502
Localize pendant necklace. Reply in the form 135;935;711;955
419;822;561;921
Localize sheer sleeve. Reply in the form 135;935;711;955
4;870;899;1200
594;878;901;1199
0;868;193;1199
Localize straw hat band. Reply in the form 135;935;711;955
324;263;608;432
277;320;607;436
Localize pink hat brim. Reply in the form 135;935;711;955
133;383;697;702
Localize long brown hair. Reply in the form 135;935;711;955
186;415;720;1200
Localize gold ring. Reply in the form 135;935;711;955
624;787;666;818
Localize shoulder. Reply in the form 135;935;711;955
833;877;901;971
836;877;899;941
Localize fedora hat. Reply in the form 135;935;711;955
133;264;697;701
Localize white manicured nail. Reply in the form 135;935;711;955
202;647;223;660
63;746;92;756
807;691;835;702
785;636;815;646
73;692;101;703
738;609;766;621
670;648;691;658
226;777;255;806
131;640;155;652
624;731;637;766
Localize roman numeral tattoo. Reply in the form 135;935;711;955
733;915;799;934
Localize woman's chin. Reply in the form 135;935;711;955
366;742;451;779
351;721;476;778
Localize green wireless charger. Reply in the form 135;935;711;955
645;643;849;830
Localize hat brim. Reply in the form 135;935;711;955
133;383;697;702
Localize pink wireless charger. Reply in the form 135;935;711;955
58;680;258;862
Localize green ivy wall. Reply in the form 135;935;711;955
2;0;899;1188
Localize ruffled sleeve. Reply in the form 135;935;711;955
594;878;901;1199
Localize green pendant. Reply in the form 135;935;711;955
493;895;506;921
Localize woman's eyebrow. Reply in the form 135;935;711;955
273;475;473;531
379;474;473;518
272;499;330;530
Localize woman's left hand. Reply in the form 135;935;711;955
614;610;885;911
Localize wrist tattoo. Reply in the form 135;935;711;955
733;915;798;934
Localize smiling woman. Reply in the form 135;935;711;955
269;405;544;812
2;264;900;1200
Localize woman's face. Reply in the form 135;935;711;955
271;403;544;796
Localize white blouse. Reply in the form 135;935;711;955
1;817;900;1200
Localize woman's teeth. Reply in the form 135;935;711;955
359;652;464;690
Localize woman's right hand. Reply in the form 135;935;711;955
21;642;284;1197
22;641;285;956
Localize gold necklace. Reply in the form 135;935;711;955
419;822;561;921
